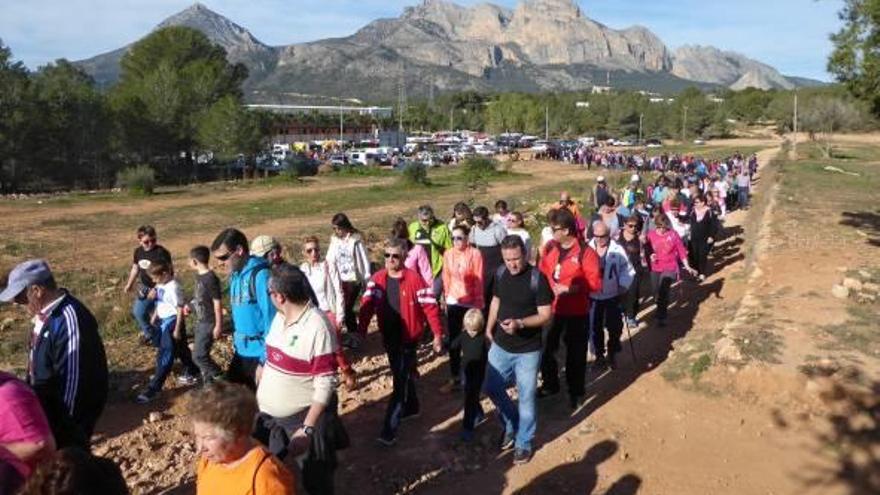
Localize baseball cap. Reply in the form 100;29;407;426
630;174;640;183
250;235;279;257
0;259;53;302
597;176;605;182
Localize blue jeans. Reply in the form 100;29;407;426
484;344;540;451
147;316;198;393
132;296;155;338
737;186;749;209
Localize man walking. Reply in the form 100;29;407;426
358;238;443;446
587;221;635;369
0;260;108;449
538;209;602;409
485;236;553;465
211;228;275;389
408;205;453;297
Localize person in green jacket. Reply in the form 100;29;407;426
408;204;453;296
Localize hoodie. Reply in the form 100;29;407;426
229;255;276;359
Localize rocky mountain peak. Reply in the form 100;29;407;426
157;2;268;52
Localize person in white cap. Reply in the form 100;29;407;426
0;260;108;449
250;235;284;266
592;176;613;210
619;174;643;216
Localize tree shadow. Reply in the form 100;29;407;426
840;210;880;247
514;440;641;495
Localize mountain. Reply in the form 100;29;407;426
76;1;820;100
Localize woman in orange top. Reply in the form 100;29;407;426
441;225;484;392
189;382;295;495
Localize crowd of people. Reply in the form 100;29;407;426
0;152;756;493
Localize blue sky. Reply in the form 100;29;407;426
0;0;843;80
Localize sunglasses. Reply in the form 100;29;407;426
140;238;155;245
215;250;235;262
384;252;402;260
452;236;465;241
305;247;319;254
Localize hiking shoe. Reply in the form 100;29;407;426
536;387;560;399
135;389;158;404
513;448;533;465
377;432;397;447
176;374;199;386
498;431;515;452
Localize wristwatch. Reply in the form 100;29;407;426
302;425;315;437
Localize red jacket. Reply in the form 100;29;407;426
539;240;603;316
357;268;443;344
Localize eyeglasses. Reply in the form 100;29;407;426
384;252;402;260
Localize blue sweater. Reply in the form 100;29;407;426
229;256;276;359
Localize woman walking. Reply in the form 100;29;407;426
326;213;371;347
688;193;720;282
441;224;484;392
645;214;696;326
392;218;433;285
618;214;646;328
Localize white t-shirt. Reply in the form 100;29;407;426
155;279;184;319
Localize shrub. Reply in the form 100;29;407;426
116;165;155;195
461;156;499;194
400;162;430;187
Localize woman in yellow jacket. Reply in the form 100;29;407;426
441;224;484;392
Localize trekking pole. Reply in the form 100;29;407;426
624;318;638;364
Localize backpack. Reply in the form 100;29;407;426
246;265;270;304
495;264;541;295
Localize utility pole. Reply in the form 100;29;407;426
681;105;689;144
397;62;407;133
792;91;799;159
339;108;344;144
450;108;454;132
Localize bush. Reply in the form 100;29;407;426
399;162;430;187
116;165;155;195
461;156;499;194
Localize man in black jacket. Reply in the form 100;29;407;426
1;260;109;449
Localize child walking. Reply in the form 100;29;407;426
187;246;224;385
136;260;200;403
452;308;489;441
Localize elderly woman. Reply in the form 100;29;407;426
189;381;294;495
645;213;697;326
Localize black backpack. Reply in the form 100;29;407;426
495;264;541;294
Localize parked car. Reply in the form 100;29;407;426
693;138;706;145
645;139;663;148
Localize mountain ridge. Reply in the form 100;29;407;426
75;1;823;101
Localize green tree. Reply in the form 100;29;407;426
31;60;113;188
196;96;265;162
828;0;880;116
0;41;33;193
111;26;248;178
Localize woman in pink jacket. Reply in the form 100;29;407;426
441;224;484;392
392;218;433;285
645;213;697;326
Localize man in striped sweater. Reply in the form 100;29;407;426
358;237;444;446
0;260;108;449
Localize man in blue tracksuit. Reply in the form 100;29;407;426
211;228;276;389
0;259;108;449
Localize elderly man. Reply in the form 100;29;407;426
408;205;453;297
0;260;108;449
587;221;635;370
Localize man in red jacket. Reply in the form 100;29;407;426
538;208;602;409
358;237;443;446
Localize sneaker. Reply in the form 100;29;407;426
176;374;199;386
698;274;706;282
135;389;158;404
536;387;560;399
498;431;515;452
513;448;533;465
377;432;397;447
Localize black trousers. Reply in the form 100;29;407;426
193;321;222;380
382;343;419;437
446;305;468;379
541;315;588;397
341;281;362;334
462;358;486;431
590;298;624;358
651;271;677;321
622;272;642;320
